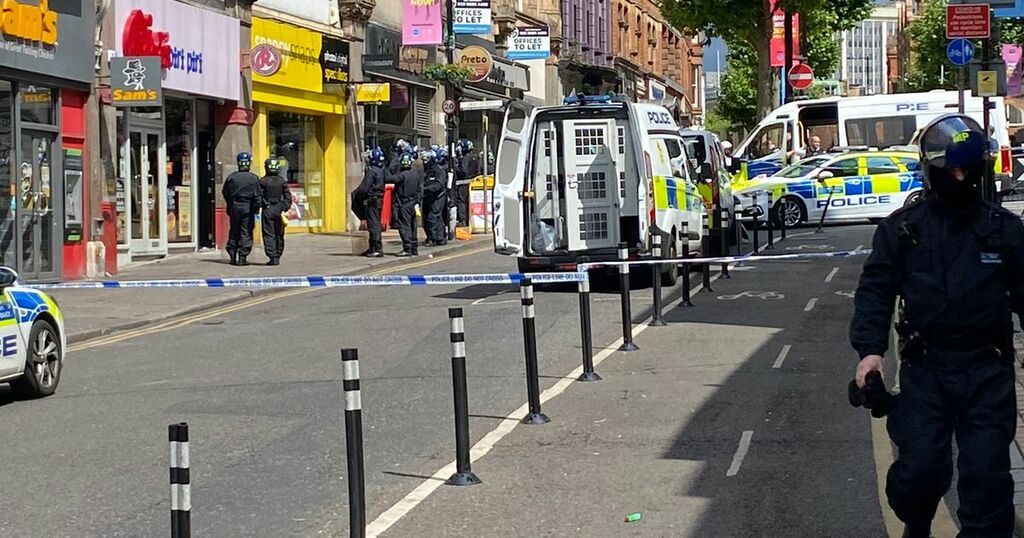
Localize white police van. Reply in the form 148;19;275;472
734;90;1010;180
492;95;706;283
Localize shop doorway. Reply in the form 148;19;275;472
17;130;61;281
124;126;166;256
196;130;214;249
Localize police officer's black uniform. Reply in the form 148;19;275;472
422;157;447;246
394;157;422;257
260;157;292;266
355;153;386;257
222;153;262;266
851;115;1024;538
454;144;480;226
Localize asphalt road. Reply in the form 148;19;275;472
0;224;889;537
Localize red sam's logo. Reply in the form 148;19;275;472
122;9;172;69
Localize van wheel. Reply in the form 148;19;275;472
775;196;806;228
661;234;678;287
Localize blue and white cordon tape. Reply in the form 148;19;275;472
577;248;872;270
33;272;588;291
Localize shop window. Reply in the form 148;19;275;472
269;110;325;228
0;80;13;267
165;98;194;244
20;85;55;125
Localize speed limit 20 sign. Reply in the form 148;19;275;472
442;99;459;116
453;0;492;35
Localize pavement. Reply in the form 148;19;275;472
49;229;489;343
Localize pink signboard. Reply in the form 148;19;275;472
1003;44;1022;98
402;0;443;46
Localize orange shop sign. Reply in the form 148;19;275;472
457;45;492;84
0;0;58;45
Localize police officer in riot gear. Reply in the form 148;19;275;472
260;156;292;266
421;149;447;246
851;114;1024;538
394;153;422;257
355;148;386;257
454;139;480;226
222;152;263;266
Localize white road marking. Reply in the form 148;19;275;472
854;244;865;252
726;430;755;477
804;298;818;312
772;345;792;369
364;272;722;537
471;297;519;306
825;267;839;283
785;230;816;239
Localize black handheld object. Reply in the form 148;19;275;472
848;371;893;418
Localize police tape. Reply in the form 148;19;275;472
577;248;872;270
33;272;589;291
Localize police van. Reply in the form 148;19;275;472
734;91;1012;181
492;95;705;282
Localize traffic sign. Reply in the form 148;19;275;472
459;99;504;111
442;99;458;116
978;70;998;96
946;38;975;66
788;63;814;91
947;4;991;39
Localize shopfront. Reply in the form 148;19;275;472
111;0;240;264
0;0;93;282
251;17;350;233
458;41;530;166
362;24;437;151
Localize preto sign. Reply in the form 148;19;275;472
457;46;492;83
0;0;92;84
115;0;240;101
109;56;163;106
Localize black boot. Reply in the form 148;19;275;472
238;256;249;266
902;525;933;538
229;254;237;266
396;251;414;257
365;250;383;258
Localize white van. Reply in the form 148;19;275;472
492;95;706;281
734;91;1012;180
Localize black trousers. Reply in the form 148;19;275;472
454;183;469;226
396;200;418;254
226;204;255;258
886;348;1015;537
364;196;382;251
423;184;447;243
262;209;286;260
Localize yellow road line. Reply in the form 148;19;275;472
69;244;493;352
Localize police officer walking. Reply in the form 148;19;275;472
394;153;422;257
454;139;480;227
222;152;262;266
851;114;1024;538
259;155;292;266
421;148;447;246
355;148;386;257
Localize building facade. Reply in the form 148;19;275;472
836;4;902;96
560;0;616;95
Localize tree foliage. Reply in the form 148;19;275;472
717;43;759;130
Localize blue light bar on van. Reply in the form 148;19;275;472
563;94;613;105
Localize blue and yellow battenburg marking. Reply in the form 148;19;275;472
6;289;62;324
653;175;702;211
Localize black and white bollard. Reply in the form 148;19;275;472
446;308;481;486
734;202;743;257
650;234;666;327
341;348;366;538
766;191;775;249
701;221;713;292
169;423;191;538
520;278;550;424
577;279;601;382
751;196;761;254
719;207;731;279
617;243;639;351
779;198;787;241
680;222;694;307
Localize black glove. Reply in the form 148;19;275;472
848;370;893;418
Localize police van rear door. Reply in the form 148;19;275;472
562;118;620;251
493;101;533;255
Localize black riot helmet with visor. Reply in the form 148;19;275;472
918;114;989;207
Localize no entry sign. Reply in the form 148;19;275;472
789;63;814;91
947;4;991;39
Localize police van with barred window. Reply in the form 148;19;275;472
492;94;706;284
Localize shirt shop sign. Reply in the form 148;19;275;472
0;0;93;84
115;0;240;101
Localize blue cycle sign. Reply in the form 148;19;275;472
947;38;975;66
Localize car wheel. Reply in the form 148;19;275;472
904;191;923;208
776;196;806;228
661;232;678;287
11;319;62;398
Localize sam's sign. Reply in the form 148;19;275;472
109;56;163;107
0;0;58;44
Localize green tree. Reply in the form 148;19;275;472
718;44;759;130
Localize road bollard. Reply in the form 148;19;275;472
779;199;787;241
577;279;601;382
650;234;666;327
617;243;639;351
519;278;551;424
341;348;366;538
752;197;761;254
766;191;775;249
734;202;743;257
446;308;481;486
701;221;713;293
680;222;694;307
719;207;731;279
169;423;191;538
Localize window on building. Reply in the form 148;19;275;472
268;110;325;229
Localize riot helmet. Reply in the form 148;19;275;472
237;152;252;172
918;114;989;206
400;153;414;170
265;155;284;175
369;147;386;167
420;149;436;164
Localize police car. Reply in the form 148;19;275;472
0;268;66;398
734;150;924;227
